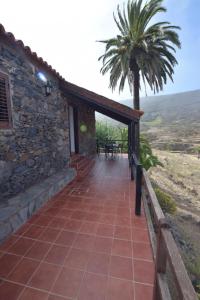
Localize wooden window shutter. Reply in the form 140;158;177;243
0;72;12;129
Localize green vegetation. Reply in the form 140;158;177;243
154;187;177;214
96;121;162;170
140;135;163;170
96;121;128;152
184;258;200;298
142;116;162;126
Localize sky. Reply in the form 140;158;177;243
0;0;200;102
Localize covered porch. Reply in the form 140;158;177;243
0;155;154;300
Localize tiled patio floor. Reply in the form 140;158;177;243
0;156;154;300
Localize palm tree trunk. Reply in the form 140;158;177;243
132;61;140;110
131;62;140;158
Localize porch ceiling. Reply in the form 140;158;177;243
61;81;143;125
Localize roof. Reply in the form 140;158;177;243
0;24;143;123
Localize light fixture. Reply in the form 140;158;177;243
37;72;52;96
37;72;47;82
45;80;52;96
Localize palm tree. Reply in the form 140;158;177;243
98;0;181;111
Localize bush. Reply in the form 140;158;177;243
154;187;177;214
140;135;163;170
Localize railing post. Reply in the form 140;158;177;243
135;164;142;215
96;139;99;156
128;124;131;165
153;218;170;300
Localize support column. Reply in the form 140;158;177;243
128;123;131;164
135;121;140;159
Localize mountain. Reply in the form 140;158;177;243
97;89;200;151
121;89;200;125
135;89;200;150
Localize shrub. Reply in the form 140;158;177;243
154;187;177;214
140;135;163;170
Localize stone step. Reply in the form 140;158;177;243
0;168;76;244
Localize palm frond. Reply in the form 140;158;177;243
98;0;181;98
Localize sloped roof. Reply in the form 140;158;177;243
0;24;143;123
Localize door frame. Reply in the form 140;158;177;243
69;105;79;155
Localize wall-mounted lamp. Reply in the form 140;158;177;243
45;80;53;96
37;72;53;96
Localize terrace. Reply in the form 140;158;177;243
0;155;153;300
0;154;197;300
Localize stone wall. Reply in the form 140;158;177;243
0;40;70;200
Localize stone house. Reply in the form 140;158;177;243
0;24;142;241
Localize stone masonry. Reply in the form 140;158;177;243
0;37;96;205
0;40;70;200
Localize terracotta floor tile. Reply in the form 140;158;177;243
134;283;154;300
116;207;131;216
45;207;60;216
25;240;50;260
19;287;49;300
56;209;73;219
0;281;23;300
35;215;52;226
110;255;133;280
52;267;83;298
132;228;150;243
132;217;148;229
0;253;21;278
114;226;132;240
8;257;39;284
107;277;134;300
29;262;61;291
64;248;90;270
63;219;82;232
23;225;44;239
99;214;116;225
134;260;155;284
71;210;86;220
73;233;95;251
112;239;132;257
79;221;98;235
96;224;114;237
67;202;81;210
48;295;69;300
133;242;153;261
87;252;110;275
44;245;69;265
93;236;113;254
48;217;67;229
0;235;19;251
78;272;107;300
55;230;77;246
8;237;34;256
85;212;101;222
90;204;104;213
115;216;131;227
15;223;33;236
39;228;60;242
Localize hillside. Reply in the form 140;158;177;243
121;90;200;150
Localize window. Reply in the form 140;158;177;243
0;72;12;129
